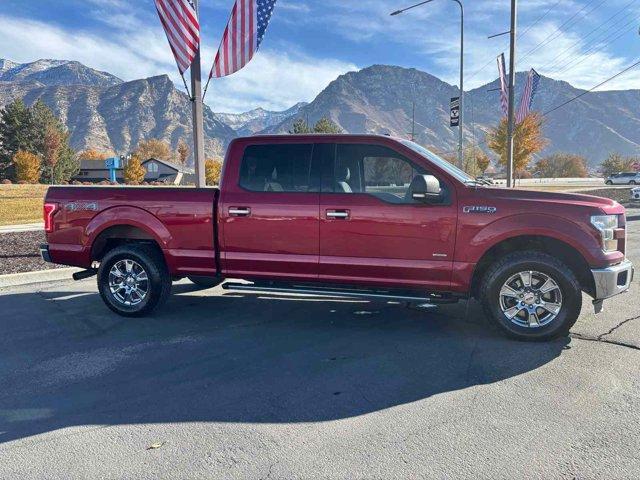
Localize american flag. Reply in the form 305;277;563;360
155;0;201;75
210;0;277;78
516;69;541;124
497;53;508;117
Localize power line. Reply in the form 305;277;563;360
518;0;563;39
537;0;638;72
518;0;607;66
543;57;640;116
466;0;563;84
438;58;640;157
550;13;640;76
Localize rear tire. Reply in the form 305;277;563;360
480;251;582;341
605;180;613;185
188;276;222;289
98;244;171;317
630;180;637;185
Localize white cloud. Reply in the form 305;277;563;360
0;12;356;113
0;14;175;81
204;50;357;112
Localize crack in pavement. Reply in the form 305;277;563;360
597;314;640;340
571;314;640;351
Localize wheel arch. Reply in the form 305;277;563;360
470;235;595;299
86;206;172;264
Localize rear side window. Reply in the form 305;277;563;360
239;144;314;192
332;144;427;203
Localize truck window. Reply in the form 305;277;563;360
332;144;427;204
240;144;314;192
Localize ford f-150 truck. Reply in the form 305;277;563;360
41;134;634;341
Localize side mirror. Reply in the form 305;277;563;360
409;174;442;203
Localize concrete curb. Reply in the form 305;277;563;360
0;223;44;233
0;267;82;289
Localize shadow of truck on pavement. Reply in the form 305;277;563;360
0;286;568;444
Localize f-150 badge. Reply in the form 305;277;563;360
65;202;98;212
463;206;497;214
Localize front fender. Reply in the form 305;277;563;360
458;213;614;266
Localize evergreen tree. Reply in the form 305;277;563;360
0;99;36;179
289;118;311;134
313;117;341;134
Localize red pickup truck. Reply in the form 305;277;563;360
41;134;633;341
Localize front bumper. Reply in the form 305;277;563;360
591;259;634;301
39;244;52;263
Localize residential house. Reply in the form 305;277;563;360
72;157;194;185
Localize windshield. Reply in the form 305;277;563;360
398;139;475;184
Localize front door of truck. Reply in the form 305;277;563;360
219;142;321;281
319;142;457;290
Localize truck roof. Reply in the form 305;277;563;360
238;133;405;142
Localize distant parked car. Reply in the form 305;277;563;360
631;186;640;201
605;172;640;185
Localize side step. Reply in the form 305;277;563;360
221;281;460;304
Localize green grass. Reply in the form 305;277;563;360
0;184;48;226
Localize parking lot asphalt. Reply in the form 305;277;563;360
0;218;638;479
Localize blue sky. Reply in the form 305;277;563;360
0;0;638;112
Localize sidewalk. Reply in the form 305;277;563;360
0;222;43;233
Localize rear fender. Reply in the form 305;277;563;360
85;206;172;254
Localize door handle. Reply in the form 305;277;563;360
229;207;251;217
326;209;350;220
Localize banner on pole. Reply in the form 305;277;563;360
497;53;508;117
450;97;460;127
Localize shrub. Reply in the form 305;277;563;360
205;158;223;186
14;150;41;183
1;179;11;184
124;154;146;185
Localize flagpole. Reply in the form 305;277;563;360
191;0;206;188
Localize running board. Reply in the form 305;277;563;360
221;282;459;304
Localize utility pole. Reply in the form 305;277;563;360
457;1;464;170
190;0;206;188
506;0;517;188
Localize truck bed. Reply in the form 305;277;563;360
44;186;220;276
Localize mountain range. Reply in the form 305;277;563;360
0;58;639;166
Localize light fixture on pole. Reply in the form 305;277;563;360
391;0;464;170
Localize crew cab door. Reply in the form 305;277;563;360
219;142;320;280
318;142;457;290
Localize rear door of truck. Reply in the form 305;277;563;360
219;139;321;281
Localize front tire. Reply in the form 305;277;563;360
480;251;582;341
605;180;613;185
98;244;171;317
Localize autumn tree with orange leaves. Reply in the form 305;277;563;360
487;112;547;178
78;148;113;161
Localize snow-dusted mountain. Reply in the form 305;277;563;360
216;102;307;136
0;59;122;87
263;65;640;165
1;58;638;165
0;59;235;159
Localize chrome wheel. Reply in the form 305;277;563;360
499;270;563;328
108;259;149;306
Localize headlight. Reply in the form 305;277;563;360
590;215;619;252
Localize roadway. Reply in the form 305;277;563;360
0;215;638;479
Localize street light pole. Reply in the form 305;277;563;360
391;0;464;169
